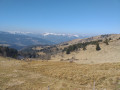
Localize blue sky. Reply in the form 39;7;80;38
0;0;120;34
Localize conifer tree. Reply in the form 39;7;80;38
96;43;101;51
66;49;70;54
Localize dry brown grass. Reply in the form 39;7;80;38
0;58;120;90
23;61;120;90
1;56;120;90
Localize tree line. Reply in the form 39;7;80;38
63;40;104;54
0;46;18;58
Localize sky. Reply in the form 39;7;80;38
0;0;120;34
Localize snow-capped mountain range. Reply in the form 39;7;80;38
0;31;54;50
7;31;32;35
7;31;92;43
8;31;80;38
6;31;93;44
0;31;93;50
42;32;79;37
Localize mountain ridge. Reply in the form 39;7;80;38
0;31;54;50
2;31;93;46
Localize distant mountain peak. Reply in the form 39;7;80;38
43;32;79;37
0;31;92;45
7;31;32;35
43;32;65;36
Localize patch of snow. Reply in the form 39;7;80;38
43;32;79;37
7;31;32;35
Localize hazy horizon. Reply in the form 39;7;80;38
1;30;119;36
0;0;120;34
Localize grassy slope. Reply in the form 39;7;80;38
0;57;120;90
52;39;120;64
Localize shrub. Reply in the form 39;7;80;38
104;38;109;45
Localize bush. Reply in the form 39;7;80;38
83;46;86;50
66;49;70;54
0;46;18;58
109;38;112;40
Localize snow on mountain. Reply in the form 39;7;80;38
0;31;54;50
43;32;79;37
0;31;94;50
7;31;32;35
4;31;92;44
7;31;80;38
6;31;86;38
43;33;65;36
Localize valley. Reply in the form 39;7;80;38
0;31;89;50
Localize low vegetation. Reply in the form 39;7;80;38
64;40;103;54
0;57;120;90
104;38;109;45
96;43;101;51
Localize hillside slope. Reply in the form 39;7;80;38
63;34;120;45
19;34;120;64
51;34;120;64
